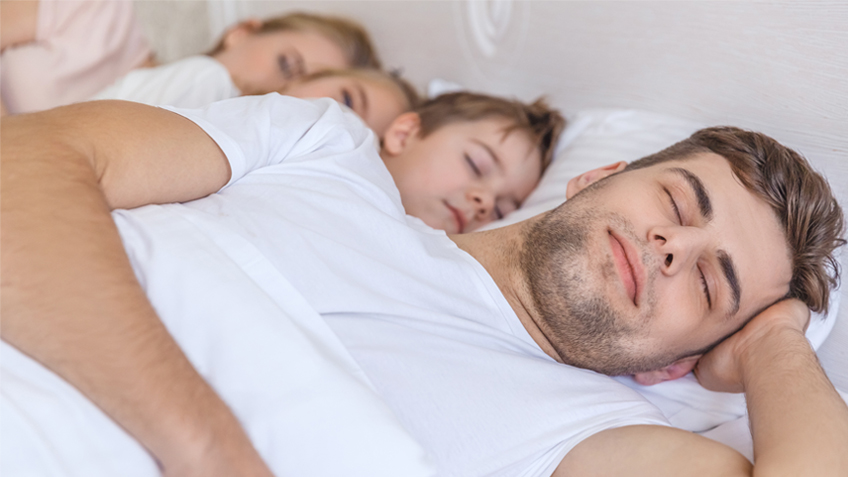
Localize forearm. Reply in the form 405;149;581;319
1;113;267;474
742;327;848;476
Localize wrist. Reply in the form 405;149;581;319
737;324;811;389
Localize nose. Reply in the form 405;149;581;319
468;188;495;222
649;225;711;276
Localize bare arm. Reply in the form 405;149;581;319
1;101;272;476
555;299;848;477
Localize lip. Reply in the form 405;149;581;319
444;201;466;233
608;230;644;306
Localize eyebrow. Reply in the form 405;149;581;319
669;167;741;316
670;167;712;220
718;250;741;316
472;139;503;171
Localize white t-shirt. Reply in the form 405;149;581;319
90;55;240;108
124;95;669;476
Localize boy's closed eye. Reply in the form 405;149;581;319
465;154;482;177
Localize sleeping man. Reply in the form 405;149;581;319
2;94;847;477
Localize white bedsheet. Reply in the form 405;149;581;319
1;205;434;477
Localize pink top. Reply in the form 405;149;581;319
0;0;152;114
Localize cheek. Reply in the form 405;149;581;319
648;279;712;341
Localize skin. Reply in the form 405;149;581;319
0;1;38;51
213;20;349;96
0;0;39;116
381;113;543;233
2;102;847;476
520;155;792;381
282;74;410;137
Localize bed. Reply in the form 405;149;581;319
3;1;847;475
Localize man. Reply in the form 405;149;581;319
2;95;847;476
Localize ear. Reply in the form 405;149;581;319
565;161;628;199
222;18;263;49
632;355;701;386
380;112;421;157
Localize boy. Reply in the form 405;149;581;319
381;92;564;232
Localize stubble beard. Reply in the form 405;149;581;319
521;193;678;376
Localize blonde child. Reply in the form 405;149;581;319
1;6;380;116
280;68;420;137
90;13;381;110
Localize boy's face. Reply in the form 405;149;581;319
215;26;349;95
282;75;408;137
382;115;542;233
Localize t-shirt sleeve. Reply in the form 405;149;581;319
161;94;375;189
90;56;240;109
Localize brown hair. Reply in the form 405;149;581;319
295;68;421;111
209;12;381;69
626;126;845;314
414;92;566;173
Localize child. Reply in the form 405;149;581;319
381;92;565;232
280;68;420;137
90;13;381;110
2;8;379;116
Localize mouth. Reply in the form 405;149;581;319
608;230;643;306
444;201;466;233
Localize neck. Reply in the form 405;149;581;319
449;219;565;362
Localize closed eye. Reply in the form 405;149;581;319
698;266;712;308
341;89;353;108
278;55;293;78
465;154;482;177
493;205;504;220
664;187;682;224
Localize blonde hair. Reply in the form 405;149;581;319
209;12;381;69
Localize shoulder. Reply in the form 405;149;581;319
555;425;751;477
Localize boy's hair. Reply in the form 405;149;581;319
414;92;566;173
209;12;381;69
625;126;846;314
299;68;421;110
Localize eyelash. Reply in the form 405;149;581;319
465;154;482;177
665;188;682;224
698;267;712;308
342;90;353;108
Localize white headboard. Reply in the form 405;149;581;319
134;0;848;389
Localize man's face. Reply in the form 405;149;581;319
523;153;792;375
382;117;542;233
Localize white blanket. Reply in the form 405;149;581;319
1;205;434;477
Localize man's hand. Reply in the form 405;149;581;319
697;298;847;476
694;299;810;393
